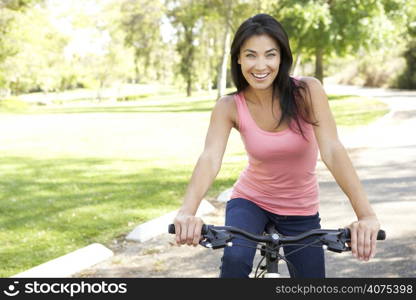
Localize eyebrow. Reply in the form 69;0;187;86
243;48;279;54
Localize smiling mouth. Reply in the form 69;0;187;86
251;73;270;80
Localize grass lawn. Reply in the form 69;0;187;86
0;89;388;277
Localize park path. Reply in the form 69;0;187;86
75;84;416;278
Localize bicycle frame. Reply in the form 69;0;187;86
259;222;282;278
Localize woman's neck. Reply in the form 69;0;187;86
244;86;277;107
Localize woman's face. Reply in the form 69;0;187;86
238;34;281;91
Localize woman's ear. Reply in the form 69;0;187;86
237;55;241;64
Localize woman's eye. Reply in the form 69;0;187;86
267;54;276;57
246;54;255;57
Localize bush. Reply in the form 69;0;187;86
327;48;406;88
395;39;416;89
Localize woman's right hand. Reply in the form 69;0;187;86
173;210;204;247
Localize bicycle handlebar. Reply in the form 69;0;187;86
168;223;386;277
168;224;386;244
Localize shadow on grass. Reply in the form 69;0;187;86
32;100;216;115
23;94;390;118
0;155;239;276
0;157;188;229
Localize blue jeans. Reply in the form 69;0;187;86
219;198;325;278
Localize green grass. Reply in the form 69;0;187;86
0;98;30;113
0;90;388;277
329;96;389;126
0;155;243;276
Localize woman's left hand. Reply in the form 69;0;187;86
347;216;380;261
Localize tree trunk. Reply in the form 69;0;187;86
187;77;192;97
217;27;231;98
293;52;302;76
207;75;212;92
134;51;140;84
184;26;194;97
97;80;104;102
186;47;193;97
315;47;324;84
217;1;232;99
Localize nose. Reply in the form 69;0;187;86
254;57;268;71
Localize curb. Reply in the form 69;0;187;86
216;188;233;202
125;199;216;242
12;243;113;278
12;200;216;278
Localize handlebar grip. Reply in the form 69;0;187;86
377;230;386;240
168;224;175;234
168;224;209;235
344;228;386;240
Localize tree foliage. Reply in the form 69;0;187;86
394;0;416;89
1;3;68;92
0;0;415;96
120;0;166;83
0;0;42;65
167;0;211;96
272;0;403;83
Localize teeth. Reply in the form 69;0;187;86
252;73;268;79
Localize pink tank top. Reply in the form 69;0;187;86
230;91;319;215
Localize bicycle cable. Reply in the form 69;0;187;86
229;234;323;257
282;238;326;258
230;240;297;278
214;233;321;278
254;255;265;277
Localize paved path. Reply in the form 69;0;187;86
318;84;416;277
75;85;416;278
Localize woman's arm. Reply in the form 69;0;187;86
173;95;235;246
301;76;380;262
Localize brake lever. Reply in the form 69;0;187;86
320;230;351;253
200;227;234;249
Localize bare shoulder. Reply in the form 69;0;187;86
214;94;238;127
297;76;325;94
216;94;236;107
296;76;328;105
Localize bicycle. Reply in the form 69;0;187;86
168;223;386;278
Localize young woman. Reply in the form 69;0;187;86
173;13;380;278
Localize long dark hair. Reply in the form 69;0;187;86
229;13;317;138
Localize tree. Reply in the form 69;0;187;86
395;0;416;89
0;0;52;93
1;3;69;93
0;0;42;83
0;0;38;10
0;0;41;62
120;0;165;83
1;0;136;94
272;0;401;84
206;0;232;98
68;0;135;98
168;0;209;96
207;0;254;98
